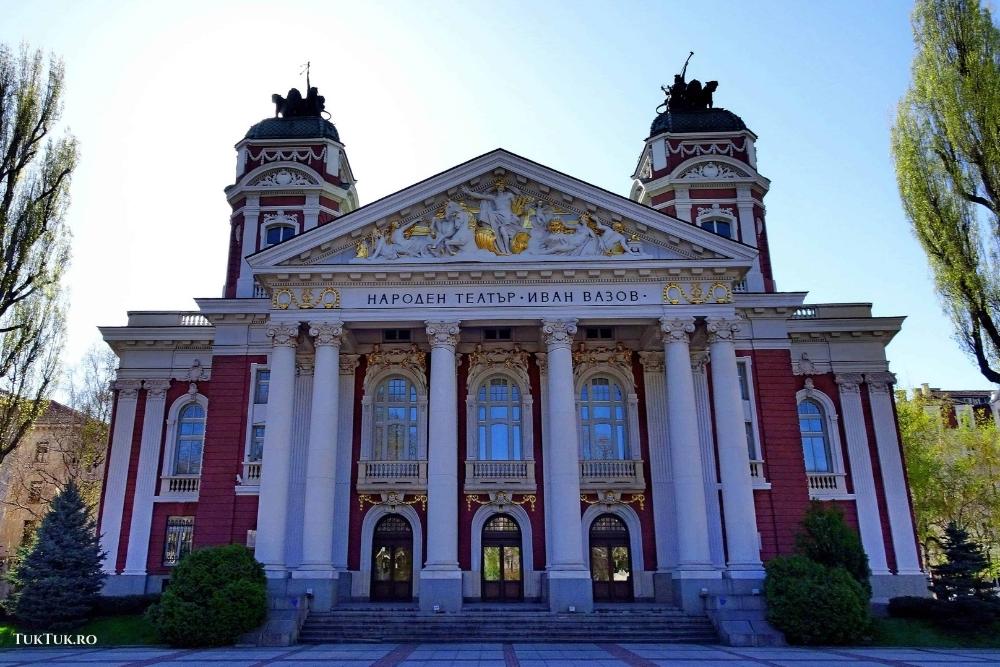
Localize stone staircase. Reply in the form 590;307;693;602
299;603;719;644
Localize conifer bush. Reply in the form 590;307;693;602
795;502;872;600
5;482;105;629
146;544;267;647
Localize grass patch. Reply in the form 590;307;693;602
872;617;1000;648
0;614;160;648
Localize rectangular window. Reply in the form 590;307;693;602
736;359;763;462
249;425;265;461
585;327;614;340
483;327;513;342
28;481;42;503
254;369;270;404
163;516;195;566
33;443;49;464
382;329;412;343
246;529;257;548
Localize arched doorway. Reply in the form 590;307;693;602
481;514;523;601
370;514;413;601
589;514;633;602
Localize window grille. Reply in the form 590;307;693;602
163;516;195;566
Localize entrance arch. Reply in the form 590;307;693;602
588;513;633;601
370;514;413;601
480;514;523;601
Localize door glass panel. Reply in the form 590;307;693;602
483;546;501;581
611;546;631;581
503;546;521;581
374;546;391;581
590;546;610;581
393;546;411;581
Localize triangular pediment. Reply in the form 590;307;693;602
248;149;757;273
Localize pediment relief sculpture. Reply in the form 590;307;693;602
354;177;644;262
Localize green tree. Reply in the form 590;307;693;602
6;481;105;629
795;502;872;600
930;521;998;600
896;389;1000;578
0;44;77;464
891;0;1000;384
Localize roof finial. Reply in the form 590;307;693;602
300;61;311;91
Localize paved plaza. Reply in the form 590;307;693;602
0;643;998;667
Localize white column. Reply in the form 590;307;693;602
236;195;260;298
420;320;463;611
535;352;554;567
834;374;890;574
298;321;343;572
332;355;359;573
304;192;321;231
639;352;677;573
692;353;726;568
123;379;172;576
255;322;299;574
706;317;763;575
866;372;922;574
99;379;142;573
541;319;592;612
660;317;715;573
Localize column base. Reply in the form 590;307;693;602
653;571;674;603
100;574;148;596
547;569;593;613
724;565;765;580
871;573;930;603
419;569;463;612
264;566;290;579
670;571;724;613
288;571;340;612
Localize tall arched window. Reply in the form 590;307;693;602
476;376;522;460
798;399;832;472
174;403;205;475
579;376;629;460
373;376;418;460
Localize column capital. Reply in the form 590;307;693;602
340;354;360;376
541;319;578;350
638;351;665;374
309;320;344;347
113;379;142;399
659;316;695;343
267;322;300;348
865;372;897;394
534;352;548;375
835;373;865;394
691;350;710;373
705;316;741;343
142;379;171;398
426;320;461;349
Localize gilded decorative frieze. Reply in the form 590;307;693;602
467;344;530;386
366;343;426;377
465;491;536;513
662;281;731;305
573;342;633;376
358;491;427;513
271;286;340;310
581;490;646;511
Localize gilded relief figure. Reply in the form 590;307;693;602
461;179;524;255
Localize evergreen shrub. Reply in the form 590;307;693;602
764;555;871;645
795;502;872;600
146;544;266;647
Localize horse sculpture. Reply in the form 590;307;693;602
271;86;326;118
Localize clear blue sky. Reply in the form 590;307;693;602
2;0;995;392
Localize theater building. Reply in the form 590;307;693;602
97;76;926;615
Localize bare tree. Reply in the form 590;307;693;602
0;44;78;464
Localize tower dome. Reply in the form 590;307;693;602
649;107;746;137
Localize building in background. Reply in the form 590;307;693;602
916;384;1000;428
97;72;928;619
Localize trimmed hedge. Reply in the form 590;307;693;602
765;555;871;645
146;545;266;647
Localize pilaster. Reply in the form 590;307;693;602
99;379;142;576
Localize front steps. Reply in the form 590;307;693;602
299;603;718;644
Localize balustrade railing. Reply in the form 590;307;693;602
578;459;645;491
356;459;427;492
160;475;201;496
807;472;846;494
243;461;261;484
464;459;536;492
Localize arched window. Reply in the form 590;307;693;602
174;403;205;475
700;219;732;238
798;399;832;473
373;376;418;460
579;376;629;460
476;376;522;460
265;225;295;246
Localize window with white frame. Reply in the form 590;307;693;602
254;369;270;404
265;224;295;246
700;218;733;238
579;376;629;460
798;399;833;473
173;403;206;475
249;425;265;462
476;376;523;460
373;376;419;460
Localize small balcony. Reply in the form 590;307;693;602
357;459;427;493
158;474;200;498
464;459;536;493
579;459;646;492
807;472;849;498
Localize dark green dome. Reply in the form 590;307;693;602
649;107;747;137
244;116;340;142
